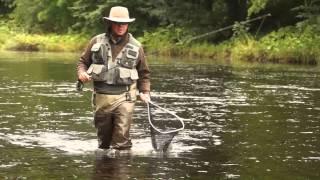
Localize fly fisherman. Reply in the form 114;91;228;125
77;6;151;150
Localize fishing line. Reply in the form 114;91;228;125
183;13;271;44
145;13;271;56
255;15;267;37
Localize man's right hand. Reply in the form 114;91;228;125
78;72;92;83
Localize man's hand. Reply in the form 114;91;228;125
139;93;150;103
78;72;91;83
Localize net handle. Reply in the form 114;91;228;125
147;101;185;134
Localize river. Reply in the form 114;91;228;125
0;52;319;179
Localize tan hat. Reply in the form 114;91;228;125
103;6;135;23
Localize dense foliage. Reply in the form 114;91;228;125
0;0;319;64
0;0;316;35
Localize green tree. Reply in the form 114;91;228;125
13;0;75;33
248;0;269;16
69;0;110;34
0;0;14;16
6;0;318;37
292;0;320;29
69;0;162;35
148;0;228;32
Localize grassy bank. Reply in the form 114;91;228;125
1;24;319;65
0;25;88;52
139;26;320;65
229;26;320;65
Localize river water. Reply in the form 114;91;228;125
0;52;319;179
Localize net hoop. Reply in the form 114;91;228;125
147;101;185;134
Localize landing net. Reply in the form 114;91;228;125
147;101;184;152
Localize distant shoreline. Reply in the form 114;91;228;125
1;25;319;65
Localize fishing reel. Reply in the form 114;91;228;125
76;79;84;91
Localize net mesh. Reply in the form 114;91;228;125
147;101;184;152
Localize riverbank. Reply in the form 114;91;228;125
0;24;319;65
141;26;320;65
0;25;88;52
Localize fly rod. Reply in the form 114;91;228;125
145;13;271;56
182;13;271;44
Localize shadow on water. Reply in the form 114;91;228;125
93;155;132;180
0;52;320;179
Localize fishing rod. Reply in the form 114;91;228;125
182;13;271;44
145;13;271;56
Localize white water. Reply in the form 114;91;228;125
0;130;206;157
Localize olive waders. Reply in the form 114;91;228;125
92;83;137;150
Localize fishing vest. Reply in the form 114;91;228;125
87;33;141;94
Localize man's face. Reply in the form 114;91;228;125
111;22;129;36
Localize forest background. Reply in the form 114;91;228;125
0;0;319;64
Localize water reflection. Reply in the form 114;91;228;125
93;155;132;180
0;53;319;179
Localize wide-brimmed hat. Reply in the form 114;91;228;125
103;6;135;23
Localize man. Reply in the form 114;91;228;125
77;6;151;150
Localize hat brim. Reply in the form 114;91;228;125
103;17;135;23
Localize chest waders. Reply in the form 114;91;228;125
88;33;141;150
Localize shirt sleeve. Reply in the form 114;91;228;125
76;37;96;77
136;46;151;93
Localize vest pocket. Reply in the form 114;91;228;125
118;48;139;68
116;67;139;85
91;43;108;64
88;65;138;85
87;64;108;81
118;58;136;69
